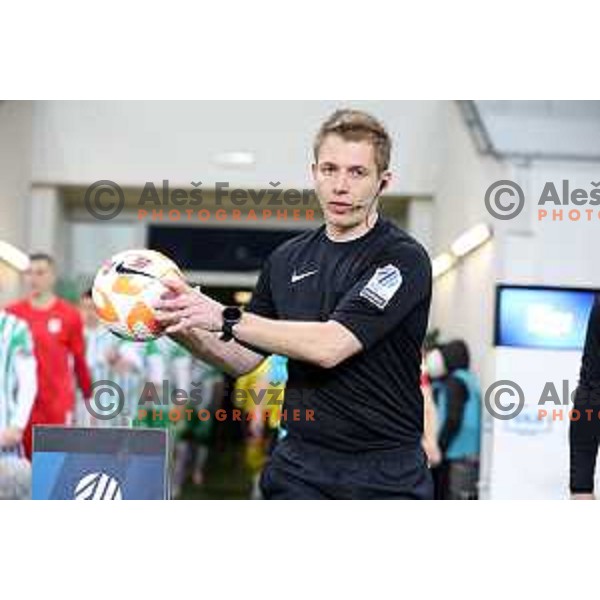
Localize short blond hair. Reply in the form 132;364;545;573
313;109;391;174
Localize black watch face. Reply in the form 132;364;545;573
223;306;241;321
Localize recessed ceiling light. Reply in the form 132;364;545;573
213;152;256;168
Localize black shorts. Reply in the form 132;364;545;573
259;436;433;500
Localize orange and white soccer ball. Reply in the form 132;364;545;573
92;249;184;341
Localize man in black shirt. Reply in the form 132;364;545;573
156;109;433;499
570;296;600;499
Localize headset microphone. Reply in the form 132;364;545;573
364;179;386;229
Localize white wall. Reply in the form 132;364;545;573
501;161;600;289
486;348;584;499
406;198;434;250
0;101;33;302
0;101;33;247
430;102;509;378
31;101;446;196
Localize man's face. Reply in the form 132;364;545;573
24;259;56;297
80;295;98;328
312;134;390;231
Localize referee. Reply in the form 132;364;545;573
156;109;433;499
570;296;600;499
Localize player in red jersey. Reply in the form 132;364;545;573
7;253;92;458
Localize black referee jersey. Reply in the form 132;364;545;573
247;217;432;453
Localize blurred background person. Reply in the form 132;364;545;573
421;368;441;469
570;295;600;499
6;254;91;457
235;354;288;499
158;335;193;498
77;289;106;426
78;289;153;426
131;339;166;428
171;353;224;498
0;305;37;499
426;340;481;499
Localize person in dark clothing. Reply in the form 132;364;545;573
425;340;481;499
570;296;600;499
154;109;434;499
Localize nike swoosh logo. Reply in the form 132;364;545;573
115;262;154;278
291;269;318;283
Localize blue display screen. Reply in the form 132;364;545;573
495;286;596;350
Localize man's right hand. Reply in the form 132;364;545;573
155;279;224;335
571;493;595;500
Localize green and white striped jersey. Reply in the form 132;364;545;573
80;325;164;424
0;311;35;430
155;337;222;409
155;336;193;408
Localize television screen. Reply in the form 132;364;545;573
495;285;597;350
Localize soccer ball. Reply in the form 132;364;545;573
92;249;184;341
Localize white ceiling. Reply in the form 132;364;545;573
473;100;600;159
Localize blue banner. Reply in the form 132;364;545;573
32;427;168;500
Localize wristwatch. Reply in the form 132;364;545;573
220;306;243;341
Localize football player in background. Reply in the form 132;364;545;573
0;289;37;499
78;289;154;426
7;253;91;457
